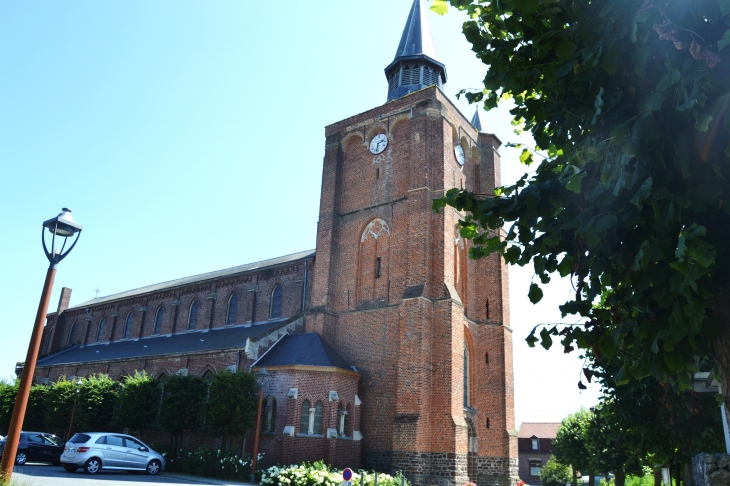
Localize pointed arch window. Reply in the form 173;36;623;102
338;403;351;437
188;301;198;330
226;293;238;326
263;398;276;433
96;318;106;342
299;400;311;434
463;343;470;407
123;312;133;339
270;285;282;319
67;321;78;346
153;307;164;335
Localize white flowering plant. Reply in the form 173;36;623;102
151;442;259;481
260;461;410;486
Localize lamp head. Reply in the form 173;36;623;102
256;368;271;386
43;208;83;237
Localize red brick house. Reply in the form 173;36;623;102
517;423;561;485
31;1;517;484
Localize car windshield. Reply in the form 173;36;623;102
68;433;91;444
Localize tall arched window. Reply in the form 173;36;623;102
299;400;311;434
463;343;470;407
338;403;351;437
67;321;77;346
270;285;282;319
313;401;323;435
153;307;164;335
226;294;238;326
123;312;133;339
96;318;106;342
188;301;198;330
263;398;276;433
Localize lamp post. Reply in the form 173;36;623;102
66;379;83;440
250;367;270;484
0;209;82;481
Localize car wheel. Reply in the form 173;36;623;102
63;464;78;472
15;452;27;465
84;458;101;474
146;459;161;475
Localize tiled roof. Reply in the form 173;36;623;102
254;333;352;370
518;422;561;439
68;250;315;311
36;319;288;367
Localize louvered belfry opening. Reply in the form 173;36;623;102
384;0;447;102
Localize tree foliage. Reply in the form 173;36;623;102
117;371;158;431
540;456;572;486
554;408;593;479
44;377;76;433
159;374;207;435
0;381;17;435
24;384;49;432
74;374;119;432
432;0;730;391
205;370;259;438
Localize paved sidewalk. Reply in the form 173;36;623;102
160;471;258;486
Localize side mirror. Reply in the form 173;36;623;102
139;446;149;452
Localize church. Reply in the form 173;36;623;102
33;1;518;484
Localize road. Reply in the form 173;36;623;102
11;463;211;485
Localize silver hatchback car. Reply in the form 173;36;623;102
61;432;165;475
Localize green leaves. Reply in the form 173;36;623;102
430;0;449;15
437;0;730;393
528;282;544;303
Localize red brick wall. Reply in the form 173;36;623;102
308;87;516;485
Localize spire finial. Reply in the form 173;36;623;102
384;0;447;102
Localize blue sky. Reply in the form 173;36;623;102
0;0;599;425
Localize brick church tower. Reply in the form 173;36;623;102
308;1;518;484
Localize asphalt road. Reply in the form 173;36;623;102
11;463;208;485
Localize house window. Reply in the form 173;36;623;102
123;313;133;339
226;294;238;325
67;321;77;346
153;307;164;335
529;460;542;477
188;301;198;330
299;400;311;434
463;343;470;407
531;437;541;451
96;318;106;342
375;257;382;278
270;285;282;319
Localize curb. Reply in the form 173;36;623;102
160;471;258;486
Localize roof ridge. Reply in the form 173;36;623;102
68;249;315;310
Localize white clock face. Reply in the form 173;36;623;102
455;144;466;166
369;134;388;154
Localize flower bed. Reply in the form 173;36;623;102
261;461;410;486
152;443;260;482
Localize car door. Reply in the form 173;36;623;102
42;434;64;463
100;435;127;468
122;436;148;470
24;434;47;462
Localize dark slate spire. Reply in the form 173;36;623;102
471;107;489;133
384;0;447;102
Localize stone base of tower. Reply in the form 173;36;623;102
362;451;517;486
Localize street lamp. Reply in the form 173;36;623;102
66;379;83;440
250;367;270;483
0;209;82;481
